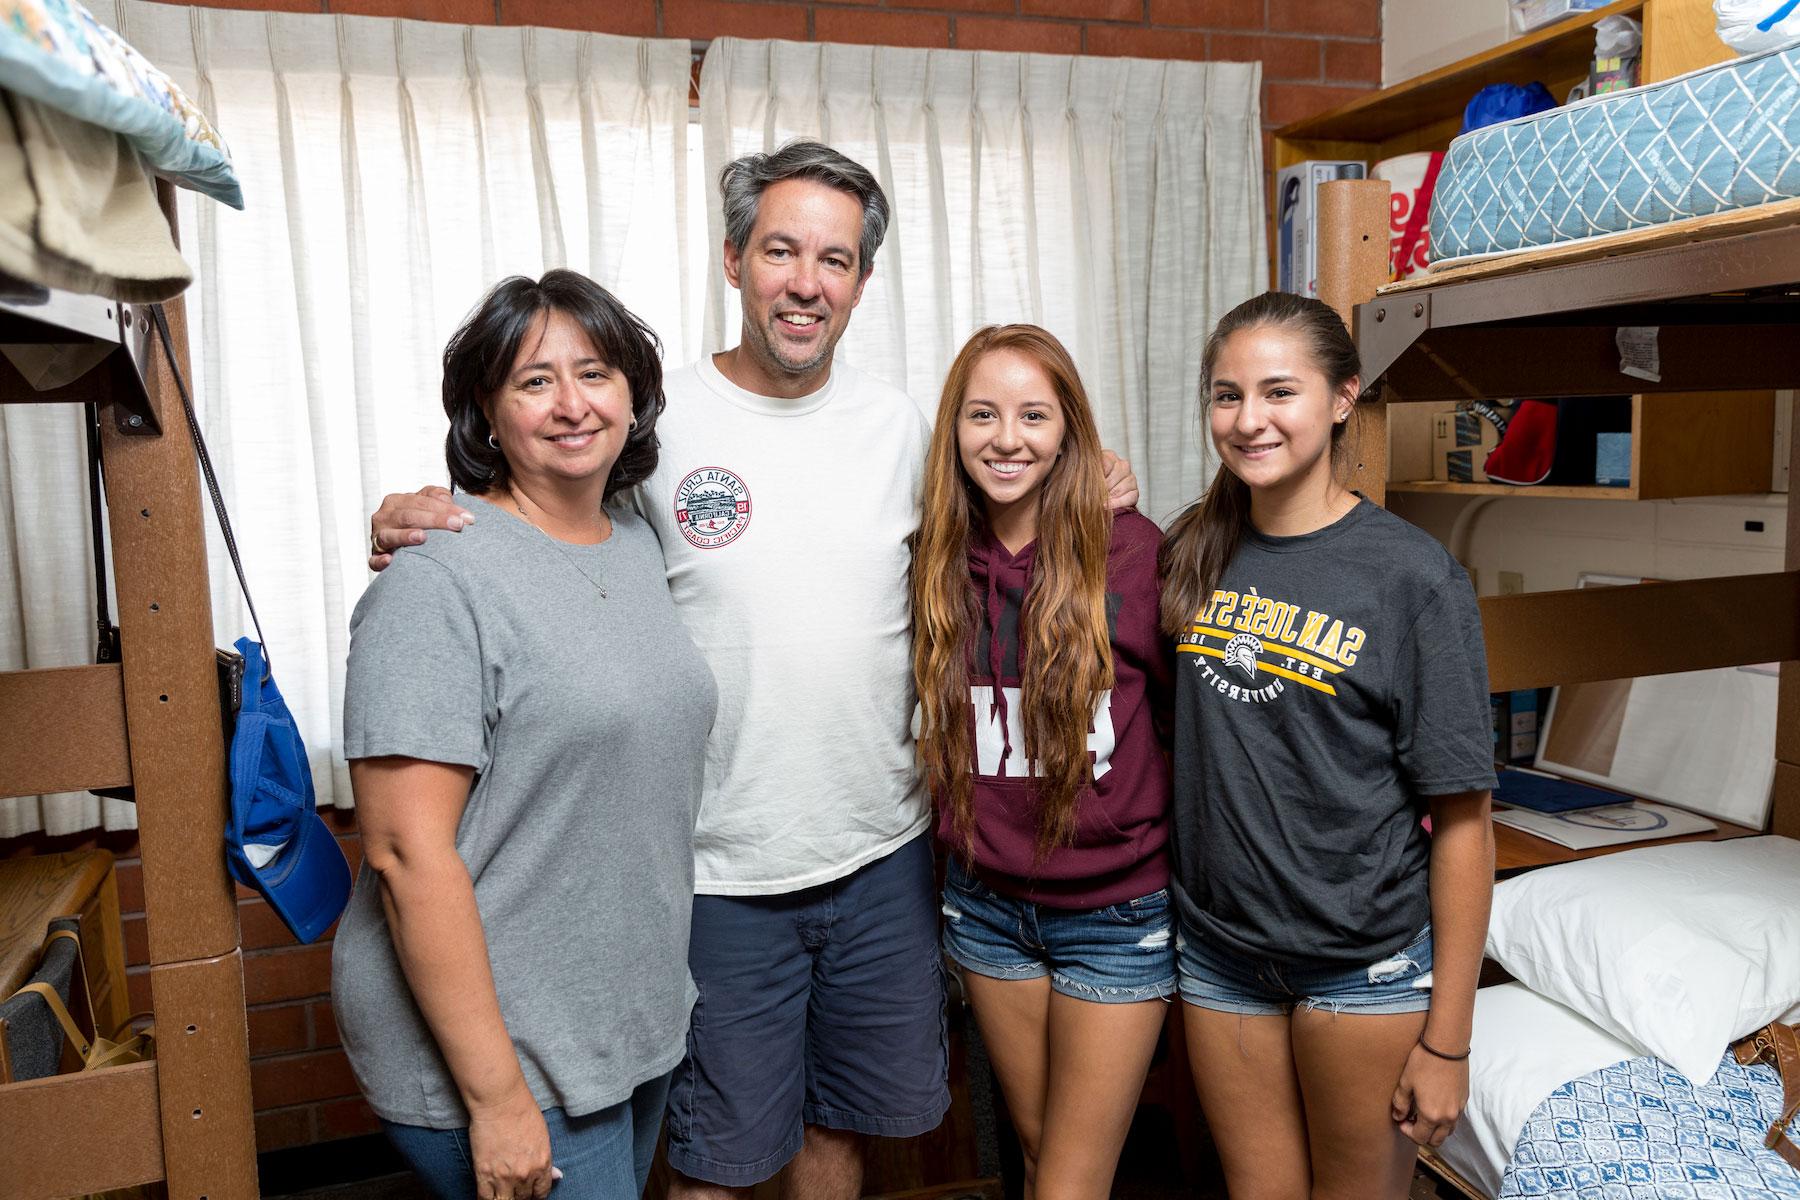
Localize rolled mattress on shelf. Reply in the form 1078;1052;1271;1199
1427;41;1800;268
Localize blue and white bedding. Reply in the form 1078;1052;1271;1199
1428;41;1800;267
1439;984;1800;1199
1499;1051;1800;1198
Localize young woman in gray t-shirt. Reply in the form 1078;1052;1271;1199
1160;292;1497;1200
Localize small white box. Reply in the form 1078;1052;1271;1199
1276;160;1366;298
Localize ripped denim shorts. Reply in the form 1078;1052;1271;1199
1175;918;1433;1016
940;859;1176;1004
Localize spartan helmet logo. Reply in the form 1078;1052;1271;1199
1224;633;1261;679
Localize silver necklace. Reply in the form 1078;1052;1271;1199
508;488;611;599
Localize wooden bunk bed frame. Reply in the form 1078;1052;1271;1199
1315;179;1800;1197
0;185;259;1199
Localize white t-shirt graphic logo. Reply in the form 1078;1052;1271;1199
673;466;752;549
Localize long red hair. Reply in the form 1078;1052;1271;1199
912;325;1114;859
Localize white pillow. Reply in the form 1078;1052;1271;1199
1484;835;1800;1085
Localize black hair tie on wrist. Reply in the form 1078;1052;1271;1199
1418;1037;1472;1061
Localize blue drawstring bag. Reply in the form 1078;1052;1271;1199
1462;82;1558;134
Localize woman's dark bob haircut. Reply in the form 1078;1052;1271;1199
442;269;664;500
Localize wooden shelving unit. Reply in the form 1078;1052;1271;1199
1272;0;1732;178
1273;0;1765;505
1316;191;1800;831
1387;391;1776;501
1311;141;1800;1200
0;186;258;1200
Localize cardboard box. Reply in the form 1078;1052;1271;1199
1431;404;1504;483
1389;401;1453;484
1276;160;1366;298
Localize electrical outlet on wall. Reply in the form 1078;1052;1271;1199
1498;571;1524;595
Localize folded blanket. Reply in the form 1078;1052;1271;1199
0;87;191;302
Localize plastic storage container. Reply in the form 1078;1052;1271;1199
1510;0;1610;33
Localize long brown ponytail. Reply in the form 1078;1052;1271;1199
1160;292;1375;637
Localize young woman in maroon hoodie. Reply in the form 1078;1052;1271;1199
912;325;1174;1200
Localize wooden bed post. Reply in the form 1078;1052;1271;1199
1316;179;1394;507
98;292;259;1200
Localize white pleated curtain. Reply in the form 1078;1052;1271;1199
698;38;1266;527
1;21;1265;839
0;1;695;836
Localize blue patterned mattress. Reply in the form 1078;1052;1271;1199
1499;1050;1800;1199
1428;43;1800;267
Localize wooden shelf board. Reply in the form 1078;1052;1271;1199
0;664;132;800
1382;195;1800;294
1494;814;1762;874
0;1060;165;1196
1273;0;1642;143
1388;479;1639;500
1480;571;1800;693
0;850;115;999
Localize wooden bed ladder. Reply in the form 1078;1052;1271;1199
0;192;259;1199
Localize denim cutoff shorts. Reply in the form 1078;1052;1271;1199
940;858;1176;1004
1176;918;1433;1016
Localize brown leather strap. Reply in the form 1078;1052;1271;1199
1731;1021;1800;1170
3;929;151;1074
12;982;91;1058
8;982;148;1071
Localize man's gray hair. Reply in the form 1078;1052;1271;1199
719;141;891;280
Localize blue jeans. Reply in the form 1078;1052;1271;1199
1176;920;1434;1016
939;859;1176;1004
381;1072;671;1200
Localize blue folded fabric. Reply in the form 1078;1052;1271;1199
0;0;243;208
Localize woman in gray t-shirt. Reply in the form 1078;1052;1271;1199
336;271;715;1200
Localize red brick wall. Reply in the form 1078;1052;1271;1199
7;0;1379;1156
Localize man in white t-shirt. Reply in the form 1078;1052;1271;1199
370;143;1135;1199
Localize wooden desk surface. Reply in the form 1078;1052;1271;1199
1493;815;1762;875
0;849;114;998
